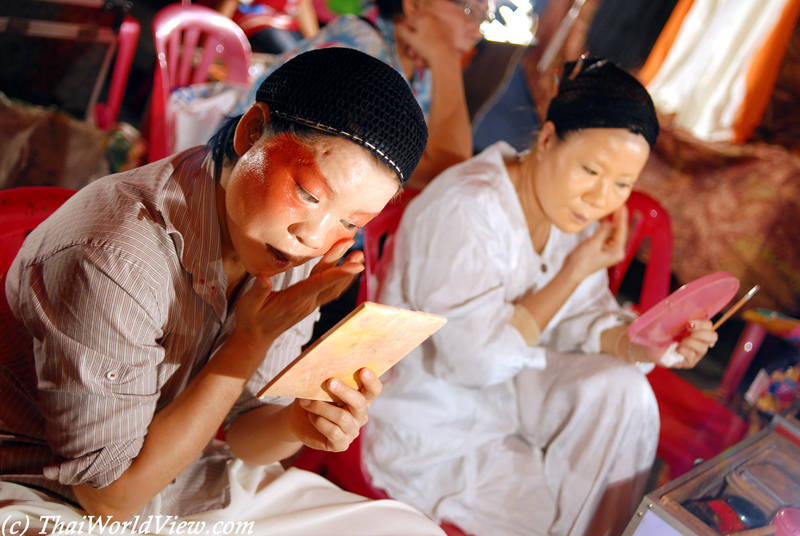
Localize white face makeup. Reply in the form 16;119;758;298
533;125;651;233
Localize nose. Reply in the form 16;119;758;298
289;213;330;250
583;179;611;208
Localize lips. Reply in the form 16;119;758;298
267;244;295;268
572;211;589;224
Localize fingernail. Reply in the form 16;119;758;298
329;379;341;390
299;399;310;407
686;321;695;329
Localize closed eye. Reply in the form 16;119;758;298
582;165;598;176
296;185;319;203
341;220;360;232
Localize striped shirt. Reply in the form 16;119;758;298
0;147;317;517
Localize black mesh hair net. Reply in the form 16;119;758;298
546;57;659;149
256;47;428;184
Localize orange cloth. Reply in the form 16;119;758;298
641;0;800;143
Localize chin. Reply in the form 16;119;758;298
555;220;591;235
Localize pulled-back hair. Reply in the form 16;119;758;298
546;57;659;149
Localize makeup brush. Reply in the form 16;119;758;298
713;285;760;331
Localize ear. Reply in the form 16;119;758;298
401;0;419;18
535;120;558;160
234;102;271;157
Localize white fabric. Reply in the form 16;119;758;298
646;0;791;142
0;452;445;536
658;342;684;367
363;142;658;536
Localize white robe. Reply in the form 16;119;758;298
363;142;659;536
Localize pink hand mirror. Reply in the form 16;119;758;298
627;271;740;348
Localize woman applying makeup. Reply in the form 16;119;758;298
363;57;718;536
0;48;444;535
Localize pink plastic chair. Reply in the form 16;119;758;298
93;15;141;131
715;308;800;405
0;187;78;275
148;3;252;162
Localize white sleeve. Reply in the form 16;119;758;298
395;199;540;388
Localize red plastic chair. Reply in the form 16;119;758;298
612;191;748;482
0;187;78;275
148;3;252;162
93;15;141;131
356;188;421;305
608;191;674;313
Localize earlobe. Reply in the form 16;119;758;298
234;102;272;156
536;121;557;158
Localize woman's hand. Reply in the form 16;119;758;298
644;319;718;369
396;8;461;71
287;368;383;452
231;238;364;355
564;206;629;282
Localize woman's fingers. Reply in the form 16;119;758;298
674;319;718;368
357;368;383;405
296;371;381;451
311;238;356;275
607;205;629;251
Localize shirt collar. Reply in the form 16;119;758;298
159;148;228;320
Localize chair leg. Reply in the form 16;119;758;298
715;323;768;404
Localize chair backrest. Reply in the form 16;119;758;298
609;190;674;313
356;189;421;305
0;187;78;274
93;15;141;130
149;3;252;162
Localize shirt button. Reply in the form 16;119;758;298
106;371;117;381
541;263;548;273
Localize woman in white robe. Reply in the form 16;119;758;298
363;57;718;536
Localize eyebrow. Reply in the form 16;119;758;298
316;173;337;199
315;175;382;217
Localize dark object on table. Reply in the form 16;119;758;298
726;495;769;529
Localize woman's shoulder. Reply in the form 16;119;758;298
426;143;518;201
405;145;519;231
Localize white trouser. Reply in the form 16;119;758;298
514;351;659;536
0;461;445;536
430;352;659;536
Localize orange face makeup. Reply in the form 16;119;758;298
221;132;399;280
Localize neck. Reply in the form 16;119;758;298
215;167;247;301
507;154;551;253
